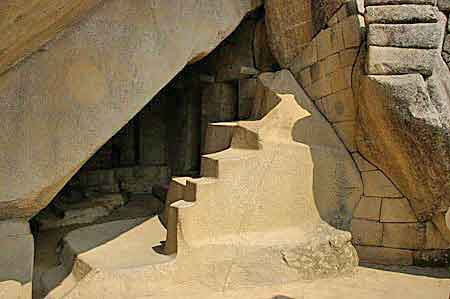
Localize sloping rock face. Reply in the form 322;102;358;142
0;0;104;76
0;0;259;220
359;5;450;221
267;0;450;265
357;72;450;221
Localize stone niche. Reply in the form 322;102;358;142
31;7;276;232
30;8;281;298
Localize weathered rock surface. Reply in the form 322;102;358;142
0;0;259;220
368;23;441;48
438;0;450;12
367;46;437;75
0;220;33;298
0;0;105;76
265;0;313;67
365;5;438;24
357;71;450;221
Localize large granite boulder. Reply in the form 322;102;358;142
357;59;450;220
0;0;260;220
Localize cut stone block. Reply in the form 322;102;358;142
319;89;356;122
352;153;378;172
380;197;417;223
351;219;383;246
368;23;441;48
254;19;278;72
383;223;422;249
432;212;450;244
425;221;450;249
362;171;402;198
353;196;382;221
0;280;30;299
0;220;30;237
238;79;257;120
355;245;414;266
316;29;335;61
0;220;34;299
413;249;450;266
339;48;359;67
289;39;317;73
296;67;312;87
365;5;438;24
365;0;436;5
202;83;237;123
310;76;333;99
367;46;437;76
333;121;357;152
341;15;365;49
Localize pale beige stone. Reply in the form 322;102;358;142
351;219;383;246
0;0;257;220
362;171;403;198
46;70;360;297
0;280;30;299
383;223;422;249
355;246;414;266
353;197;382;221
0;0;104;76
381;198;417;223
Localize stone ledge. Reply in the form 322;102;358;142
367;46;437;75
355;245;414;265
0;220;30;237
366;5;438;24
368;23;441;49
351;219;383;246
365;0;436;6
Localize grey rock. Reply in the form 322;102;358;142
365;0;436;5
438;0;450;12
368;23;441;48
357;66;450;221
367;46;437;75
366;5;438;24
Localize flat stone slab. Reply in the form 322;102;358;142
365;0;437;5
367;46;437;75
366;5;438;24
368;23;441;48
63;217;172;272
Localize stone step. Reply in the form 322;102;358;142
203;121;260;155
43;217;172;296
368;23;441;49
365;0;437;6
365;5;438;24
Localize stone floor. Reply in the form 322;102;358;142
149;268;449;299
32;194;450;299
33;194;162;299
